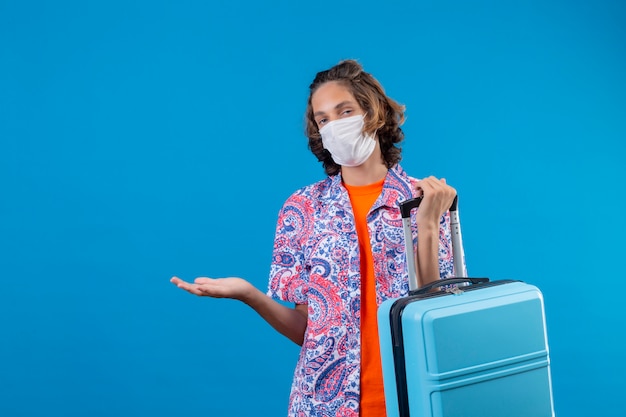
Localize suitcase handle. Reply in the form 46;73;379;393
400;194;467;290
410;277;490;295
399;195;458;219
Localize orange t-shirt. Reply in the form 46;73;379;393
345;179;387;417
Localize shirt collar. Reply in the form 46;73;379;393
328;164;414;210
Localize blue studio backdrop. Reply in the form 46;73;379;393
1;1;624;416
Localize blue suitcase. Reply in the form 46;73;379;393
378;197;555;417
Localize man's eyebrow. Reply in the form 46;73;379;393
313;100;355;117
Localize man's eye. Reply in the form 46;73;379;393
342;110;352;115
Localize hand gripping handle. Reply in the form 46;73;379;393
399;195;467;291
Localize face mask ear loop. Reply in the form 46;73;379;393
362;113;378;142
360;113;376;141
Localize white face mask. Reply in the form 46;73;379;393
319;114;376;167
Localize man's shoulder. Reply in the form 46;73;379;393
290;175;336;200
386;164;419;197
277;176;339;213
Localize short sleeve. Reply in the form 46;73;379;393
266;193;312;304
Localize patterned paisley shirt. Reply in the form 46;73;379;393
267;164;454;417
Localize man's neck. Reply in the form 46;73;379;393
341;160;388;186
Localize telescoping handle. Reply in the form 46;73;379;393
399;195;467;292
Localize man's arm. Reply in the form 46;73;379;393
413;176;456;287
171;276;308;346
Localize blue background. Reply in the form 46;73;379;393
1;0;624;416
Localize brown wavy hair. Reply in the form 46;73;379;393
305;59;406;176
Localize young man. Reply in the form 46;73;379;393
171;60;456;417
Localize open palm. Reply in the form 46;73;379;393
171;276;254;301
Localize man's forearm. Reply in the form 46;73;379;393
242;288;308;346
415;222;441;288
